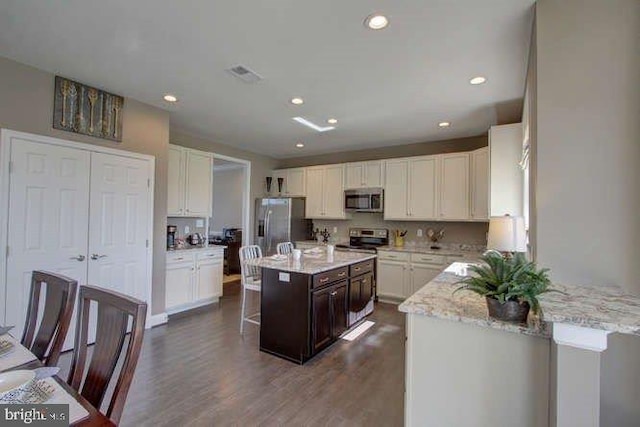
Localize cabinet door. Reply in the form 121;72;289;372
167;145;185;216
350;272;374;312
409;156;439;219
323;165;345;218
185;150;212;217
377;260;407;299
196;258;223;300
384;160;409;219
410;264;442;296
331;281;349;338
305;167;325;218
345;163;365;189
312;286;333;352
365;161;384;188
166;264;194;309
287;168;306;196
470;147;489;220
440;153;470;220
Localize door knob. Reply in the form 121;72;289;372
90;254;108;260
70;255;85;262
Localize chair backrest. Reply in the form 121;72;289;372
21;271;77;367
239;245;262;282
67;285;147;424
276;242;294;255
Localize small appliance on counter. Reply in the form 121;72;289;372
167;225;177;250
187;233;204;246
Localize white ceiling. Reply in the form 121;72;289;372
0;0;534;158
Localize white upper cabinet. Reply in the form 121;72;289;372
168;144;213;217
383;159;409;220
272;168;306;196
304;164;348;219
439;153;470;220
345;161;384;189
167;145;186;216
408;156;438;219
489;123;523;217
470;147;489;220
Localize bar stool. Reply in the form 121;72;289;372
239;245;262;334
276;242;294;255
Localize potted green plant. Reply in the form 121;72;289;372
455;250;554;323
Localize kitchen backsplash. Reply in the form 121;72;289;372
312;212;488;246
167;217;209;240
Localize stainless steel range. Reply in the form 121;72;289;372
335;228;389;253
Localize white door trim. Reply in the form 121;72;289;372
0;128;156;328
212;153;252;245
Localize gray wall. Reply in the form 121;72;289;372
212;168;244;232
534;1;640;425
277;135;487;168
169;129;278;244
0;56;170;315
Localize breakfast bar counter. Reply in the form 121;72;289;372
245;251;377;364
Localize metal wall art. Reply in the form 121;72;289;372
53;76;124;142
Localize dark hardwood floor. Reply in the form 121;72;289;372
60;281;406;426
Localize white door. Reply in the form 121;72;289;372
305;167;324;218
185;150;212;217
409;156;439;219
5;139;90;340
345;163;365;189
87;153;151;302
440;153;470;220
364;161;384;188
167;145;185;216
377;260;407;299
286;169;306;197
384;160;408;219
323;165;345;218
410;264;442;296
470;147;489;220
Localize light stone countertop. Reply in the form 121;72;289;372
399;262;640;338
244;250;376;275
398;264;550;338
377;245;484;258
168;245;226;253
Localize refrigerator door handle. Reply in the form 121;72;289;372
265;209;272;253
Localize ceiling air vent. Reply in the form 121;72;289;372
226;65;263;83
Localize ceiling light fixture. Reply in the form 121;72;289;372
292;117;335;132
365;14;389;30
327;118;338;124
290;97;304;105
438;121;451;128
163;94;178;102
469;76;487;85
296;143;305;148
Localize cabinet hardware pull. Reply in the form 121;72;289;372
338;272;346;277
174;257;184;261
320;277;329;283
354;267;361;271
330;291;338;296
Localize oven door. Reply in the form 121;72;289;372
344;191;371;211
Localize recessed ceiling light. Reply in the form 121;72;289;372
296;143;305;148
469;76;487;85
365;14;389;30
327;118;338;124
163;94;178;102
290;97;304;105
438;121;451;128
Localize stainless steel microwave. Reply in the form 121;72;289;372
344;188;384;212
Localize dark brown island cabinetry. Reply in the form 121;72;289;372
259;258;375;364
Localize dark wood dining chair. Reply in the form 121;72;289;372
21;270;77;367
67;285;147;424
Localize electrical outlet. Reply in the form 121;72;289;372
417;229;423;237
196;219;204;228
333;227;338;233
184;226;190;235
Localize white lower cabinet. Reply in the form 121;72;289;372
165;248;224;314
377;259;409;300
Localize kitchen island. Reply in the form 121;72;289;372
244;250;376;364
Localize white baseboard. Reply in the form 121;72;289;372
148;313;168;328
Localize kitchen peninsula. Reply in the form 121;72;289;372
244;250;376;364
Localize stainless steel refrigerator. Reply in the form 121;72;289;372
255;197;310;256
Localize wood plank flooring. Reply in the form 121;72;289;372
60;281;406;426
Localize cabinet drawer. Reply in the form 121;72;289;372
377;251;410;262
197;250;223;262
410;253;445;265
166;252;196;264
350;259;374;276
313;267;349;289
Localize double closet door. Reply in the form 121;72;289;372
3;132;153;347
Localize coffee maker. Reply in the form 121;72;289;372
167;225;177;249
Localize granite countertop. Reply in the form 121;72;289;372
378;245;484;258
244;250;376;275
398;264;550;338
168;245;226;252
399;262;640;338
